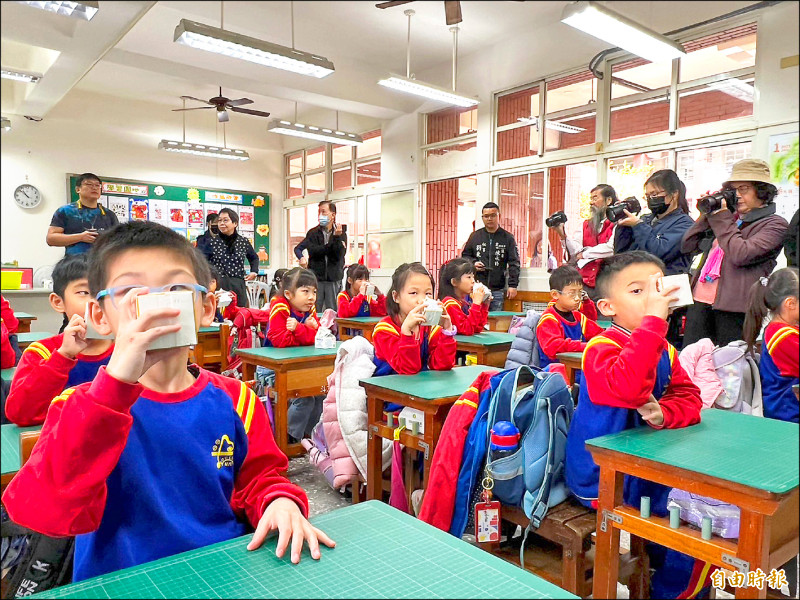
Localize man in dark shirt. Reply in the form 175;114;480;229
196;212;219;252
47;173;119;255
462;202;520;311
294;201;347;312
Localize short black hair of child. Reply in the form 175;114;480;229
87;221;212;297
76;173;102;188
549;265;583;292
207;262;222;286
52;253;89;299
386;262;435;317
595;251;666;299
438;257;474;300
279;268;318;294
346;263;370;285
269;268;289;300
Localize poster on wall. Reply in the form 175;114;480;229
149;199;169;225
129;199;149;221
168;201;187;227
187;202;205;227
204;203;221;221
107;197;129;222
187;228;204;244
171;227;188;240
238;206;255;232
769;132;799;223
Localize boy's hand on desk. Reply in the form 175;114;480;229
105;287;182;384
248;497;336;563
637;398;665;427
58;314;88;359
286;318;298;332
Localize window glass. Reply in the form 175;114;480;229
368;190;414;231
497;172;545;268
607;151;670;202
678;75;753;129
306;146;325;170
332;165;353;191
610;94;670;142
332;143;352;164
676;141;751;218
426;106;478;144
544;112;596;151
546;71;597;113
424;176;477;280
497;125;538;162
287;176;302;199
286;152;302;175
287;204;319;265
611;58;672;99
546;162;598;266
426;140;479;180
305;172;326;195
356;160;381;186
366;232;414;269
334;199;359;265
497;85;539;127
680;23;756;83
357;130;382;158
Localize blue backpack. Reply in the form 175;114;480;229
483;365;573;563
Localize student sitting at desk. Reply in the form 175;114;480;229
438;257;490;336
337;264;387;319
536;265;604;372
6;255;114;426
2;222;334;581
565;251;706;598
372;262;457;375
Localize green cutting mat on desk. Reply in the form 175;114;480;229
236;343;341;361
360;365;496;399
454;332;515;346
35;501;573;599
587;409;799;493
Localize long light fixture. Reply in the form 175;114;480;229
1;68;42;83
173;18;334;78
561;1;685;64
1;117;11;132
378;11;479;108
267;115;363;146
14;1;98;20
158;140;249;160
517;116;586;134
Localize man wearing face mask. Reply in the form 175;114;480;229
551;184;617;301
294;200;347;312
195;212;219;252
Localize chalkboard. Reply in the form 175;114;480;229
67;174;271;267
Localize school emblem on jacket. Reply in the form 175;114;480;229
211;435;235;469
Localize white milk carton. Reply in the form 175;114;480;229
658;274;694;309
422;298;443;327
135;291;198;350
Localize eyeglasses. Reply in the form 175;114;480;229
96;283;208;308
555;289;587;301
731;184;754;194
81;183;102;189
645;193;668;201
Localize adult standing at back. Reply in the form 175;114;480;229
200;208;258;308
461;202;520;311
46;173;119;255
195;212;219;252
681;159;789;347
293;201;347;312
550;184;617;301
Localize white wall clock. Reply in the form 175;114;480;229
14;183;42;209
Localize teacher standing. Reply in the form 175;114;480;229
200;208;258;308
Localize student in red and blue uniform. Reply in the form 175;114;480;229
337;264;387;319
565;251;707;599
2;222;334;581
438;258;490;336
536;265;604;371
372;262;457;376
6;254;113;426
744;267;799;423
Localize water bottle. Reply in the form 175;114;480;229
490;421;520;460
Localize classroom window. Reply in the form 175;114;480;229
305;146;326;170
357;130;382;159
286;152;303;175
544;70;597;152
423;105;478;182
287;176;302;199
426;106;478;145
287;204;319;264
607;150;671;201
495;84;540;162
332;143;352;164
497;171;545;269
425;140;479;181
679;23;756;83
676;141;751;218
333;199;360;265
332;165;353;191
547;161;598;266
356;160;382;186
424;176;477;280
365;190;415;268
305;171;326;195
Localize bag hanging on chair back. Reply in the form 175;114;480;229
711;341;763;416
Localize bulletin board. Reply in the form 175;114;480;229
66;174;271;268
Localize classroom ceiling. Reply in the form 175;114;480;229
0;0;763;128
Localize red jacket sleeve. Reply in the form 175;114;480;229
579;297;598;321
5;337;76;426
580;314;605;341
229;382;309;525
536;313;586;359
373;321;423;374
767;327;799;377
655;352;702;429
427;326;457;371
1;321;15;369
442;298;488;336
267;301;316;347
337;291;364;318
369;294;388;317
2;368;140;536
1;295;19;334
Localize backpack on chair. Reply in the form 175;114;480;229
711;340;763;416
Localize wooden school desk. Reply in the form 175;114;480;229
16;331;52;351
36;500;576;600
190;323;230;372
455;332;515;367
556;351;583;385
12;312;36;333
589;410;799;600
235;344;340;459
335;316;380;342
1;423;41;492
361;365;496;502
487;311;525;332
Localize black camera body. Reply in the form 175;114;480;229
697;188;737;215
545;211;568;228
606;197;642;223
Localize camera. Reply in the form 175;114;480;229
696;188;737;215
606;197;642;223
545;211;568;228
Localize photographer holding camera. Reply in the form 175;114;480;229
681;159;788;347
550;184;617;301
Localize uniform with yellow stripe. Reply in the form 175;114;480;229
371;316;457;376
535;305;604;370
265;296;317;348
760;321;799;422
441;295;488;336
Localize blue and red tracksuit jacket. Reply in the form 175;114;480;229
535;306;604;370
760;321;799;423
265;297;317;348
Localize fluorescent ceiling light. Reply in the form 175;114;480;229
378;74;479;108
15;1;98;20
173;19;334;78
517;116;586;134
561;1;685;64
157;139;250;161
1;68;42;83
267;120;363;145
1;117;10;132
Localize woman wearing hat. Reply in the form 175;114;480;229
681;158;789;347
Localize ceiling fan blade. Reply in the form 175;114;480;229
230;106;271;118
172;106;215;111
216;108;230;123
226;98;254;107
180;95;214;105
444;0;462;25
376;0;412;8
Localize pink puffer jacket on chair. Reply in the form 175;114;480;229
679;338;724;409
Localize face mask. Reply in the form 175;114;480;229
319;215;330;227
647;196;669;216
210;225;219;234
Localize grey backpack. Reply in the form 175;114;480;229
711;341;763;416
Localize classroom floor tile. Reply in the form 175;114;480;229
286;454;352;518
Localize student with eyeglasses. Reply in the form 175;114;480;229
47;173;119;255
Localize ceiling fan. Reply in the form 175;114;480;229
172;87;271;123
376;0;524;25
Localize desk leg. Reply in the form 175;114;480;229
628;534;651;599
563;363;576;386
593;466;624;599
366;395;382;501
273;372;289;457
242;361;256;383
363;329;373;343
339;329;352;342
735;510;770;600
422;411;436;490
